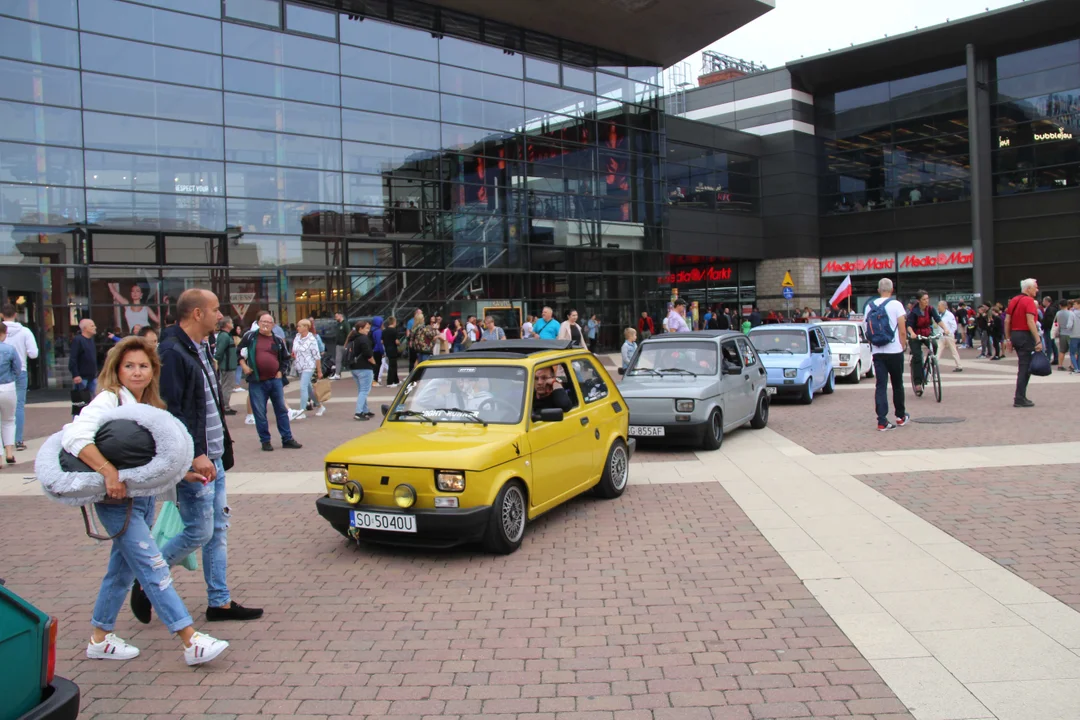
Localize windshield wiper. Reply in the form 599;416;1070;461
431;408;488;427
391;409;436;423
657;367;697;376
627;367;660;376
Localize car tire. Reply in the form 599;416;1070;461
865;362;874;379
750;393;769;429
482;481;527;554
822;370;835;394
851;362;862;384
800;378;814;405
701;408;724;450
594;439;630;499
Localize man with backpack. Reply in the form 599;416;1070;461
865;278;909;431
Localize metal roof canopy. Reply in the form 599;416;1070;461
420;0;774;68
787;0;1080;94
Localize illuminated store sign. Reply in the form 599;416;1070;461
898;248;974;272
820;254;895;276
660;265;734;284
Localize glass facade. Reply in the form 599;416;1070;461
993;39;1080;195
0;0;667;387
663;141;759;214
817;66;971;214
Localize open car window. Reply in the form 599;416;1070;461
721;340;742;369
391;365;528;424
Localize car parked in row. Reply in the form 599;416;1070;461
618;330;769;450
747;324;836;404
814;319;873;383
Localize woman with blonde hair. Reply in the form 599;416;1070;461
0;322;21;464
62;336;229;665
292;319;324;418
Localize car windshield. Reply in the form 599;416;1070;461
392;365;528;424
820;324;858;344
749;330;809;354
628;341;718;375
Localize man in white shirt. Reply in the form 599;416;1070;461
866;278;909;431
936;301;963;372
1;303;38;450
666;299;691;333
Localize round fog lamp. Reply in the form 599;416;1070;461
393;484;417;509
344;481;363;505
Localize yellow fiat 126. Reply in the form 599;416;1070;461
315;340;634;553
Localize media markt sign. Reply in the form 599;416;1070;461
820;254;896;276
897;248;974;273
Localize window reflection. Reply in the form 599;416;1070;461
285;3;335;38
82;73;222;125
340;46;439;91
84;112;224;159
223;0;280;27
339;15;438;61
222;21;338;72
0;58;81;108
341;77;439;120
224;58;340;105
0;183;84;224
86;190;226;231
79;0;222;54
225;163;342;203
0;16;80;67
1;0;79;26
225;128;342;170
80;34;222;90
85;150;224;195
0;100;82;146
1;142;84;186
225;93;341;137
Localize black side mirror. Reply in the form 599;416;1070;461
380;404;390;417
532;408;564;422
722;362;741;375
617;367;626;375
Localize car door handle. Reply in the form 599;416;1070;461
580;417;589;426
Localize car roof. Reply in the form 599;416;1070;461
749;323;812;332
644;330;744;341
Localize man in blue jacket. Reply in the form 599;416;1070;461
139;289;263;624
69;318;99;394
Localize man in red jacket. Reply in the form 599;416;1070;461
637;311;654;340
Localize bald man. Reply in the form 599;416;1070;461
69;318;99;395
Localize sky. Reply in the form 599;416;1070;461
671;0;1024;83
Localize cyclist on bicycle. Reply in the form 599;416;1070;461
907;290;949;396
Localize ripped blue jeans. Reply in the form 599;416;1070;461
91;496;193;634
161;458;230;608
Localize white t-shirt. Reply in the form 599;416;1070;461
866;297;906;355
940;310;958;335
666;310;690;333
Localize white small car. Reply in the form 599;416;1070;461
814;320;873;383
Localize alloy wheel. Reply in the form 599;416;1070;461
501;485;526;543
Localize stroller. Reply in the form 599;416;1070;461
321;352;336;379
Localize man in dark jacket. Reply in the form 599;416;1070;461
238;311;301;451
69;318;99;393
150;289;263;624
214;318;238;414
333;312;349;380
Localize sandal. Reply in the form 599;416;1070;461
5;455;14;465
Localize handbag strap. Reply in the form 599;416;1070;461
82;499;133;541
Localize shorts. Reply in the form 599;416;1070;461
1060;335;1071;355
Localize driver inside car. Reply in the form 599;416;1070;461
533;366;572;414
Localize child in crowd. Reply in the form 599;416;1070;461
620;328;638;370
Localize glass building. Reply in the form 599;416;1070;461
0;0;675;388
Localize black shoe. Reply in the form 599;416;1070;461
261;442;274;451
15;442;26;451
130;580;152;624
1014;398;1035;408
953;368;963;373
282;439;303;449
206;600;264;622
223;407;238;415
354;413;369;421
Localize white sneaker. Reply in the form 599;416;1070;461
288;409;302;420
331;374;341;380
87;633;140;660
315;406;326;417
183;632;229;666
244;414;255;425
293;412;307;420
232;387;246;393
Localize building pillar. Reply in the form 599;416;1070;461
755;258;820;313
967;43;995;304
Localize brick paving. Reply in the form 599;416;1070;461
1;483;912;719
860;464;1080;612
767;353;1080;453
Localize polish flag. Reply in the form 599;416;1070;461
829;274;853;309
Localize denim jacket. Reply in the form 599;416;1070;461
0;342;22;385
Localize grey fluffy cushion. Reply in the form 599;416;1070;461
36;403;194;507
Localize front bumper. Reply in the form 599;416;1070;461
628;419;711;443
17;677;80;720
766;378;810;396
316;496;492;548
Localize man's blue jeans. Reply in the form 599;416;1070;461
1044;330;1058;363
93;496;193;633
162;458;230;608
14;370;27;444
352;368;373;415
247;377;294;444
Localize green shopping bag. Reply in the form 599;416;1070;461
151;501;199;571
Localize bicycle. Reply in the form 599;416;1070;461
909;334;942;403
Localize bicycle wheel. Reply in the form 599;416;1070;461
931;358;942;402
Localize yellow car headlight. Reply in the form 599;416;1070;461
326;465;349;485
393;484;417;509
344;481;363;505
436;470;466;492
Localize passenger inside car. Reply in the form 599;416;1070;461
533;365;573;414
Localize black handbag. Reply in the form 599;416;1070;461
1030;350;1052;377
70;387;91;416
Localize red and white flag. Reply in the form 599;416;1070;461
829;274;853;309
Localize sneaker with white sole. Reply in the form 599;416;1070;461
315;405;326;416
184;632;229;666
232;387;246;393
244;414;255;425
287;408;302;420
87;633;140;660
293;412;307;420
